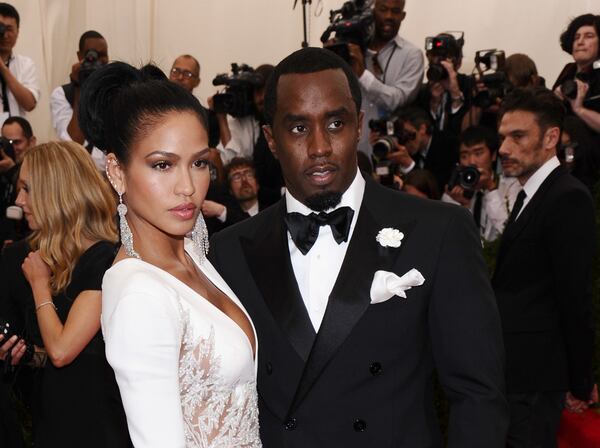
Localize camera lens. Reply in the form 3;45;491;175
426;64;448;82
372;137;395;160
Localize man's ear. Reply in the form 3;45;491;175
29;136;36;147
262;124;278;160
544;126;561;152
357;111;364;142
105;153;126;196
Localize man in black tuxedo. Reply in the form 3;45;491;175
493;87;597;447
209;47;508;447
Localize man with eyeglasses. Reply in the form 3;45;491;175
50;30;108;170
202;157;279;233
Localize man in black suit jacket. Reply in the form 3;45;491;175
493;87;597;447
210;47;508;447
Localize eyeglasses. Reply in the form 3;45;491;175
229;169;256;183
170;67;197;79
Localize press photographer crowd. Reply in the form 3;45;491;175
0;0;600;446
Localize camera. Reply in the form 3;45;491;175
425;32;464;82
447;164;480;199
212;63;264;118
0;23;6;39
0;136;15;161
467;49;510;109
79;49;103;86
369;117;415;161
321;0;374;63
560;60;600;101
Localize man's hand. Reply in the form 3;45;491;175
568;79;589;114
439;60;462;99
565;384;599;413
347;43;365;78
386;141;414;169
477;166;496;192
0;334;27;365
201;200;226;218
445;184;471;206
69;60;82;86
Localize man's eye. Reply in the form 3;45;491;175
152;161;170;170
328;120;343;130
291;125;306;134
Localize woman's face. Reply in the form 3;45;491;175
572;25;599;67
110;111;210;240
14;161;39;230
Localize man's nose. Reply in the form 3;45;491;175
307;126;332;158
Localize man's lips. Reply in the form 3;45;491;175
169;203;196;219
305;164;337;186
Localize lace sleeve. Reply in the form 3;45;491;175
103;283;185;448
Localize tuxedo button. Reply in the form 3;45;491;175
284;418;297;431
266;362;273;375
353;419;367;432
369;362;382;376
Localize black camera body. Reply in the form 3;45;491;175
560;60;600;101
321;0;373;63
425;33;464;82
467;49;510;108
0;136;15;161
447;164;480;198
79;49;103;86
212;63;263;118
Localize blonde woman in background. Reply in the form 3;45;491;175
9;141;130;447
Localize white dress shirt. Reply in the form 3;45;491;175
50;85;106;170
358;34;424;156
0;54;40;118
517;156;561;220
217;115;260;164
286;170;366;331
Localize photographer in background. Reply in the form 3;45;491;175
0;3;40;118
415;33;469;137
381;107;457;188
0;116;35;244
347;0;424;156
49;30;108;170
442;125;520;242
554;14;600;135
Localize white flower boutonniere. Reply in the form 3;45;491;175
376;228;404;248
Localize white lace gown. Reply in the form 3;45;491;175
101;242;261;448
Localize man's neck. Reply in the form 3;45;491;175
239;198;258;213
369;35;393;53
0;50;11;63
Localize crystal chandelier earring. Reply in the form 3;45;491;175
117;192;141;259
191;211;209;264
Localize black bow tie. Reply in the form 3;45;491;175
284;206;354;255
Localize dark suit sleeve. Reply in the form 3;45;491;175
545;188;596;400
429;206;509;447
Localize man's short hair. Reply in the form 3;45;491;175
2;116;33;139
225;157;255;181
175;54;200;76
499;87;565;133
263;47;361;126
560;14;600;55
397;107;433;134
78;30;105;53
255;64;274;90
460;126;499;154
0;3;19;27
505;53;538;88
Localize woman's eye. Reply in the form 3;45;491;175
152;161;170;171
194;159;209;168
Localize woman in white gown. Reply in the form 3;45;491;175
78;62;261;448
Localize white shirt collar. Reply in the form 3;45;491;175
246;200;260;217
285;168;366;216
522;156;561;200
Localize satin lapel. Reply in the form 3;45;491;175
240;201;316;362
288;182;415;414
496;166;563;272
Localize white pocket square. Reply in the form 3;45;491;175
370;269;425;304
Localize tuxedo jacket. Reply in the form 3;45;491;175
210;177;508;447
492;166;596;400
421;131;458;190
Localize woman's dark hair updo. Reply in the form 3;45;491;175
78;61;208;163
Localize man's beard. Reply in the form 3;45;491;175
304;191;343;212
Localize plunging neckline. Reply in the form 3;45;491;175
111;254;257;361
